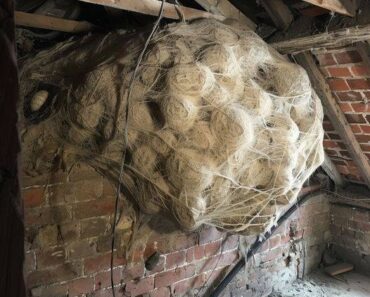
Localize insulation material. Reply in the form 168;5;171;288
20;19;324;235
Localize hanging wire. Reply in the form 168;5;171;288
110;1;166;296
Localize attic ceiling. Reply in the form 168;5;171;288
15;0;370;188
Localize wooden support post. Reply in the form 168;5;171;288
15;11;96;33
302;0;358;16
295;52;370;188
0;1;25;296
260;0;293;30
271;24;370;54
193;0;256;30
79;0;225;22
322;153;346;187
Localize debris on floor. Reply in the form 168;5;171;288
269;270;370;297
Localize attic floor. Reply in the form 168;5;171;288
269;270;370;297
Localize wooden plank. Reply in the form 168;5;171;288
15;11;95;33
271;24;370;54
302;0;357;16
295;52;370;188
193;0;256;30
79;0;225;22
322;153;346;187
324;263;354;276
261;0;293;30
0;1;25;296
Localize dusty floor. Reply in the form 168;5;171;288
269;270;370;297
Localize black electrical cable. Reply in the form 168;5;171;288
210;186;324;297
109;1;165;296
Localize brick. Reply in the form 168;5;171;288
84;253;126;274
323;140;339;148
367;114;370;123
173;233;198;250
37;246;65;269
347;79;370;90
25;206;71;226
349;220;370;232
125;277;154;296
353;209;370;222
222;235;239;251
23;171;67;188
356;134;370;144
27;262;82;288
219;250;239;266
327;133;341;140
92;288;114;297
199;227;223;244
316;53;336;66
335;91;363;102
122;263;145;281
149;287;171;297
72;198;116;219
46;184;73;205
325;149;339;157
23;187;45;208
155;265;196;288
25;251;35;273
327;67;351;77
67;239;96;260
351;124;362;134
94;268;122;290
336;165;349;175
350;65;370;76
166;251;186;269
204;240;221;257
334;51;362;64
30;284;68;297
59;222;79;242
186;246;204;262
351;103;370;113
261;247;282;263
69;277;94;296
327;78;350;91
34;225;59;248
345;113;366;123
72;179;104;202
171;273;207;296
360;125;370;134
339;102;353;112
67;163;100;182
80;217;111;239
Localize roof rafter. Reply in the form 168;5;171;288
302;0;358;17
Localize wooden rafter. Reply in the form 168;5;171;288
15;11;95;33
79;0;225;21
261;0;293;31
302;0;358;17
271;24;370;54
295;52;370;188
193;0;256;30
322;153;346;187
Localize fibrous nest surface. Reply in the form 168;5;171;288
20;19;324;235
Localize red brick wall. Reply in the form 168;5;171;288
330;203;370;276
313;46;370;184
23;166;331;297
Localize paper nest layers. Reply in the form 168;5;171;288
20;19;324;235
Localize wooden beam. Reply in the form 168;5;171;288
295;52;370;188
15;11;95;33
271;24;370;54
302;0;357;16
321;153;346;187
261;0;293;31
193;0;256;30
79;0;225;22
